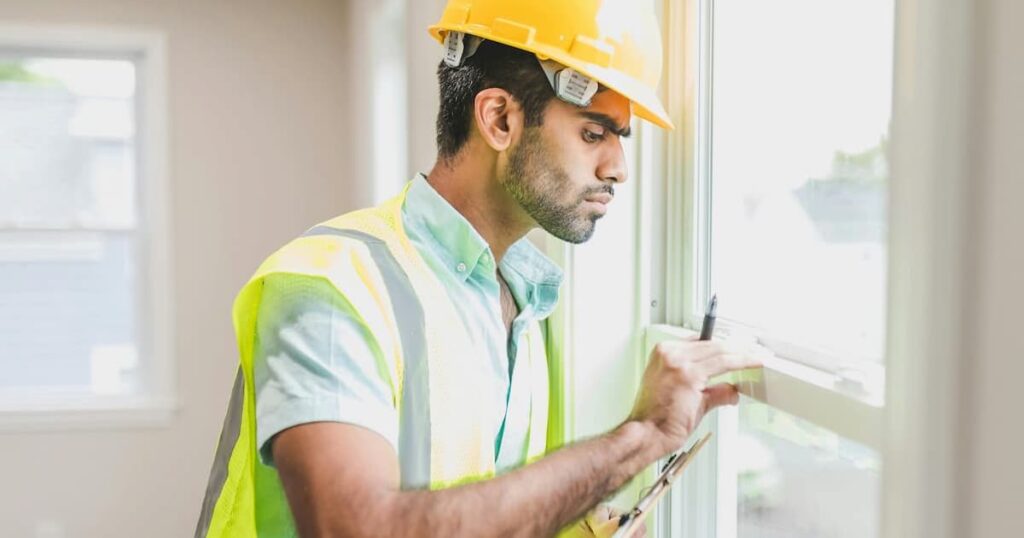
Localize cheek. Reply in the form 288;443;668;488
533;128;596;197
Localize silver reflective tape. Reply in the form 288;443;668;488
194;367;245;538
301;226;431;489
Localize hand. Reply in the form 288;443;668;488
628;336;762;458
564;505;646;538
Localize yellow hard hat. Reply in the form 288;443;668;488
429;0;674;130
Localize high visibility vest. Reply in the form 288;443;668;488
195;184;567;537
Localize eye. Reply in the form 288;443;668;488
582;128;606;144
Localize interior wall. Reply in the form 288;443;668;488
1;0;1021;536
965;0;1024;534
0;1;360;536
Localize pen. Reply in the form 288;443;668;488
616;302;719;535
699;294;717;341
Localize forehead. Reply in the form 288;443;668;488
587;89;631;125
544;88;632;131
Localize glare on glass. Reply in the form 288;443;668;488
0;57;139;397
709;0;894;364
737;398;880;538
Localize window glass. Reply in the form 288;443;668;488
709;0;894;364
737;399;880;538
0;56;140;397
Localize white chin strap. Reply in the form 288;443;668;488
441;31;599;108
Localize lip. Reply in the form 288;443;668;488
585;193;614;205
584;198;610;216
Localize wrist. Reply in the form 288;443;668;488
612;419;662;469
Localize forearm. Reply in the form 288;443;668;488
382;420;658;537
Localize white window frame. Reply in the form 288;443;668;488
527;0;970;533
647;0;890;535
0;23;176;430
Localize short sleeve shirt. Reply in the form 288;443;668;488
252;174;563;473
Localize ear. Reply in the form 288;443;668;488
473;88;522;152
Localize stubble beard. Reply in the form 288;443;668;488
501;129;604;244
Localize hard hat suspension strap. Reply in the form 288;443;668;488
442;31;484;67
441;32;599;108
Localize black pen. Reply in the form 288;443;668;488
699;294;717;341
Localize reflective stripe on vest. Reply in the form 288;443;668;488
195;183;565;536
299;226;432;489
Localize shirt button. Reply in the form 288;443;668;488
456;262;467;273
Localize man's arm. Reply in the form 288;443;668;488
275;418;654;537
274;338;759;537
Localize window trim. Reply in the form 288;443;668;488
0;23;176;430
881;0;978;535
651;0;892;534
647;325;884;450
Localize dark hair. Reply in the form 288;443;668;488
435;40;556;162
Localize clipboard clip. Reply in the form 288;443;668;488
612;432;713;538
660;451;680;473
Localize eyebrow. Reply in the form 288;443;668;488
579;111;632;138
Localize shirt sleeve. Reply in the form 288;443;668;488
253;273;399;466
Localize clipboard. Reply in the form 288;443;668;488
611;432;713;538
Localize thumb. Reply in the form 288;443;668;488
702;382;740;411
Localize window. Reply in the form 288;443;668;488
709;0;892;370
0;26;173;427
649;0;894;535
735;400;879;537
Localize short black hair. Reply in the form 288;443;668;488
435;40;557;161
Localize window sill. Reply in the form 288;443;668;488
0;394;179;432
646;324;884;450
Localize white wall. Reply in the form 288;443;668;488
0;1;362;536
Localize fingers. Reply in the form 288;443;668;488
590;504;615;523
703;382;741;411
695;352;763;380
655;341;762;382
656;339;760;365
590;517;621;538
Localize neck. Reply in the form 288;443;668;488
424;155;533;263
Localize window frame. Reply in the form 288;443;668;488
0;23;175;430
649;0;889;535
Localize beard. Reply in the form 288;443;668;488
500;128;613;244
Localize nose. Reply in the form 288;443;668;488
597;141;628;184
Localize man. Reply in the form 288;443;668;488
195;1;760;536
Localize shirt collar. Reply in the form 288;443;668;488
401;174;564;317
499;235;564;320
403;174;492;281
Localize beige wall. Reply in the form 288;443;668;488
0;0;1021;536
966;0;1024;534
0;0;361;536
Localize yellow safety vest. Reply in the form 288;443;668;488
195;184;567;536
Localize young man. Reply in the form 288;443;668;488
196;1;760;536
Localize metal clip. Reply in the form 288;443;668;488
538;58;599;107
442;31;483;67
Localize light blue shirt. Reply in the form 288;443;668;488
252;175;563;474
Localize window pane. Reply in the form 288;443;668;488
0;232;140;396
0;57;137;229
709;0;893;364
737;398;880;538
0;55;140;400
